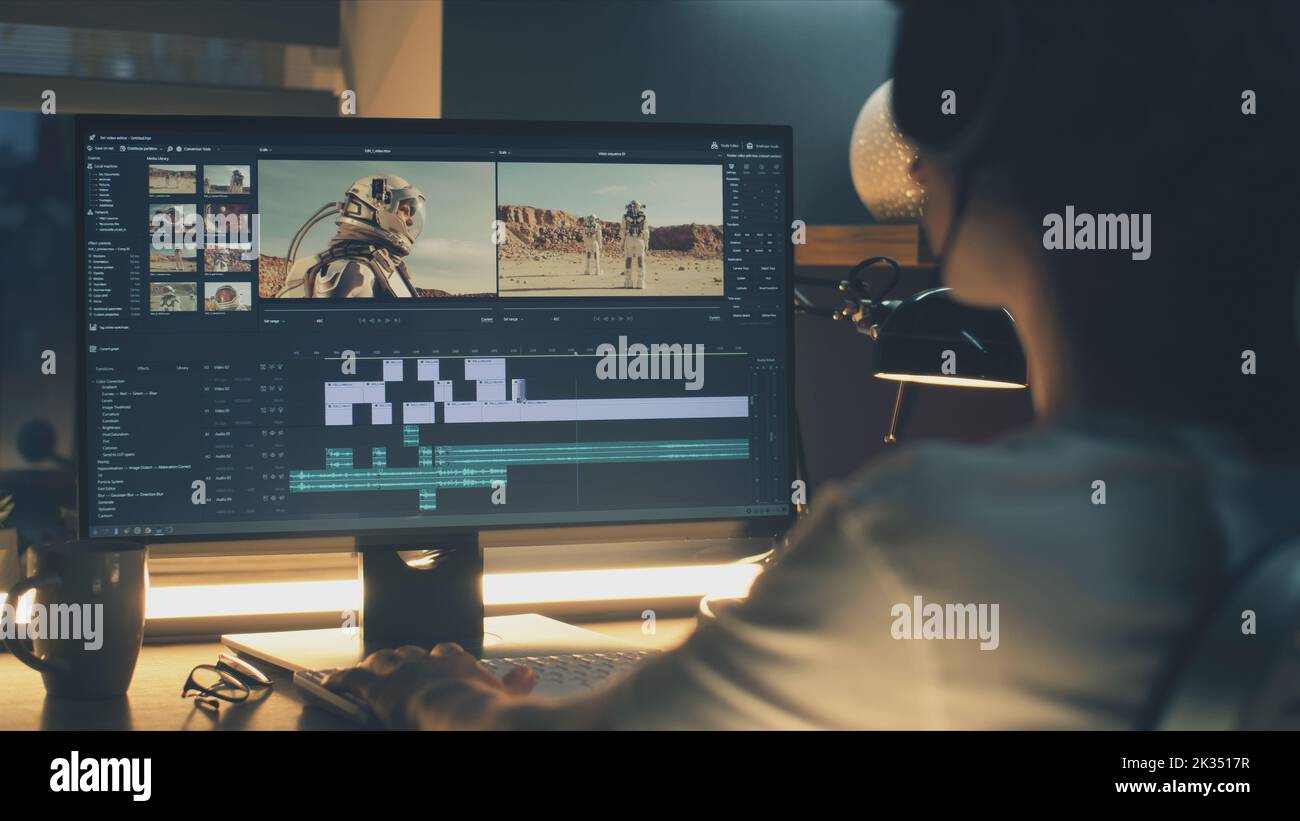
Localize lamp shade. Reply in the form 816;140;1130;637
850;79;926;222
873;288;1027;388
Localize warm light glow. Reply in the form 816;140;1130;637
484;564;761;606
874;372;1027;389
149;580;360;619
0;563;764;622
1;589;35;621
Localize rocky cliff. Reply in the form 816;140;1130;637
496;205;721;258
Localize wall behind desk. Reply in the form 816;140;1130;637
0;114;75;470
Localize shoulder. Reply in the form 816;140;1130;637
818;420;1221;562
326;258;375;275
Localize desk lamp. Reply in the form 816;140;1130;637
794;257;1027;443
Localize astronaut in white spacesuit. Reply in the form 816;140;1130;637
620;200;649;289
581;214;603;276
276;174;425;298
150;206;190;271
157;284;179;311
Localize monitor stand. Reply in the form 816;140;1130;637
360;534;484;656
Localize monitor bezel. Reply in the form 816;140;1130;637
74;113;796;549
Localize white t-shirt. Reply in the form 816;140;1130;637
604;413;1299;729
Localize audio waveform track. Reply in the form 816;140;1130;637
289;438;750;511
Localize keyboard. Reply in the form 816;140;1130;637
481;649;660;698
295;667;378;725
295;649;659;725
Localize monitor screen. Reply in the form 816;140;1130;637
76;116;793;542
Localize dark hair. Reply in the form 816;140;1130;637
891;0;1300;458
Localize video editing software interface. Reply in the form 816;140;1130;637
79;119;792;539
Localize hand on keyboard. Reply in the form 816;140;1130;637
322;644;660;729
323;643;538;730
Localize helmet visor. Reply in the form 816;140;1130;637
388;186;425;243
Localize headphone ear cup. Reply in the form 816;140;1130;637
890;0;1020;168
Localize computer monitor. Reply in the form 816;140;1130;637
75;115;795;555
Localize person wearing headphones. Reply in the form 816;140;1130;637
325;0;1300;730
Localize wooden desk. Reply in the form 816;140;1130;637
0;617;697;730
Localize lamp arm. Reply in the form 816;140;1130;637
792;256;904;334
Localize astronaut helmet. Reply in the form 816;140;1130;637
335;174;426;255
624;200;644;216
213;285;240;308
583;214;599;228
